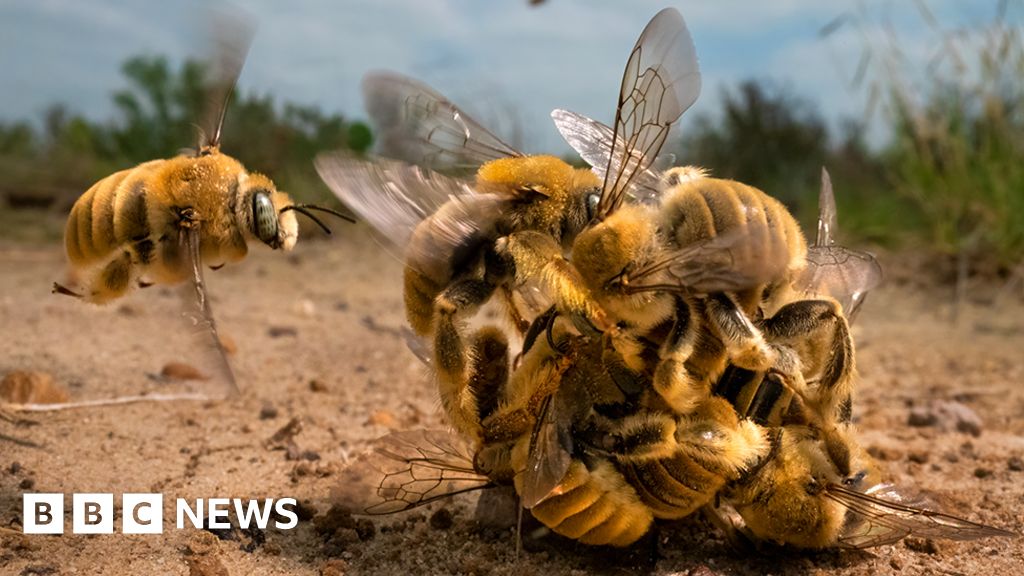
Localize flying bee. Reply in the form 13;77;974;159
53;15;352;388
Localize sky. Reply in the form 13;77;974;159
0;0;1017;153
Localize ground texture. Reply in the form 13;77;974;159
1;232;1022;575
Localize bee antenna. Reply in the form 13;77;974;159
280;204;356;235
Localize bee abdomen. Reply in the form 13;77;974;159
66;162;159;268
529;460;653;547
623;454;723;519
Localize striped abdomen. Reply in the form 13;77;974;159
65;160;163;270
524;458;654;547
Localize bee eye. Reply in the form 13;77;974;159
251;191;278;244
842;470;867;487
585;191;600;219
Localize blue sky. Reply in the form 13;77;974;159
0;0;1015;152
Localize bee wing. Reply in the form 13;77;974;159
363;71;523;171
798;246;883;322
550;109;664;205
630;217;792;295
199;7;256;150
596;7;701;218
520;387;574;509
815;167;838;246
334;429;493;515
827;483;1017;549
315;151;509;260
179;226;238;394
797;167;883;322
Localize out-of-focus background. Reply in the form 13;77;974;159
2;3;1024;575
2;0;1022;282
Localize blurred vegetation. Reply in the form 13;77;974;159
0;55;371;242
2;2;1022;282
676;2;1024;276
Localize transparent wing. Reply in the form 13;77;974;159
363;71;522;171
199;7;255;150
551;109;664;205
596;7;701;218
799;246;883;321
828;483;1017;549
520;384;574;509
181;226;237;394
816;167;838;246
334;429;493;515
315;151;510;265
625;217;792;296
798;167;883;321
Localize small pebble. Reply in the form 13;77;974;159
161;362;208;382
904;536;940;554
268;326;298;338
907;409;937;427
429;507;454;530
907;452;929;464
974;467;993;479
309;379;329;393
1008;457;1024;472
259;405;279;420
19;477;35;490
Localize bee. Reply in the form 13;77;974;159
719;420;1016;549
53;16;352;387
317;71;605;437
336;320;655;548
714;167;885;426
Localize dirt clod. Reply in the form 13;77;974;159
974;467;994;478
0;371;69;404
904;536;941;554
309;379;329;393
429;507;454;530
268;326;298;338
1008;457;1024;471
364;410;400;429
161;362;209;382
259;405;279;420
320;559;348;576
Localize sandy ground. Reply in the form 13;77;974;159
1;230;1022;576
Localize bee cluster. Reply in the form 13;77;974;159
322;8;1011;551
47;2;1012;555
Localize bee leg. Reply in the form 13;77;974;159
498;230;606;329
482;330;577;444
81;251;138;304
580;411;678;462
52;282;83;298
499;284;531;336
704;292;775;372
433;277;500;437
651;296;708;413
702;503;758;553
761;299;853;423
467;327;509;424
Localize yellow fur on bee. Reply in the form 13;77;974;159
476;155;576;193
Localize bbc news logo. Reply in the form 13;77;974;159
23;493;298;534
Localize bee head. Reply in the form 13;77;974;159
238;173;354;251
731;424;870;549
476;156;600;241
238;173;298;250
570;204;672;327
